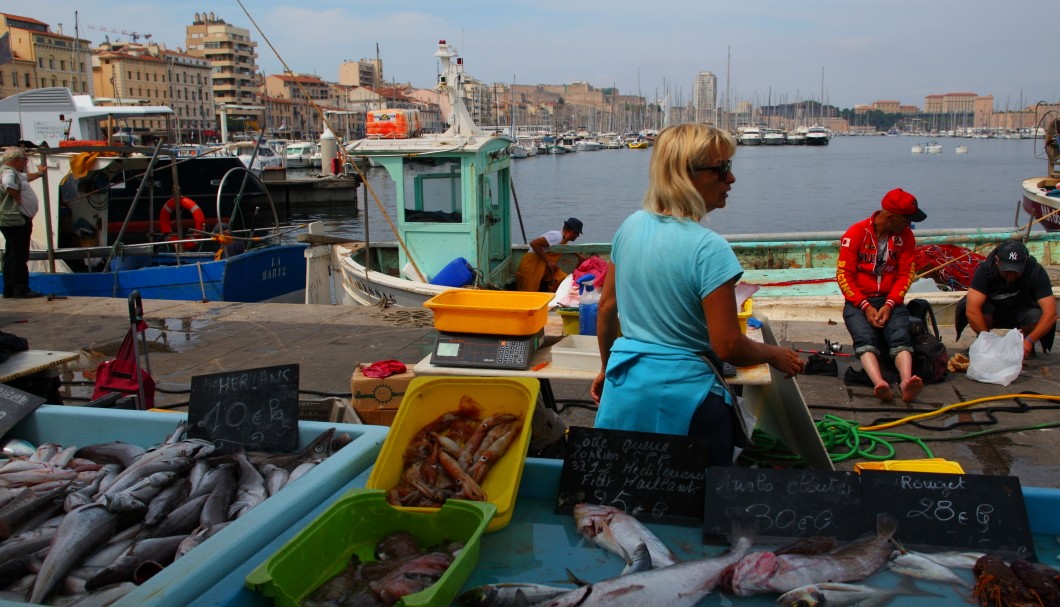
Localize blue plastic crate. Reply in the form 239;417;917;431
0;405;388;607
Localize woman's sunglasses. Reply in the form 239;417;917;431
691;159;732;179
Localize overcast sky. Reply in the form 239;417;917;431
36;0;1059;111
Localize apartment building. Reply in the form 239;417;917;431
692;71;717;122
338;58;382;89
0;13;92;99
185;12;260;125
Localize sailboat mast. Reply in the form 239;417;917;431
820;67;825;124
725;46;731;131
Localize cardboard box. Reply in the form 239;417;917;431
351;365;415;426
298;397;359;423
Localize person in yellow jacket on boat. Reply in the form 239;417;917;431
515;217;583;291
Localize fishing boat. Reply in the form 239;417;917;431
330;40;517;306
0;89;307;302
1021;176;1060;232
8;146;308;302
911;143;925;154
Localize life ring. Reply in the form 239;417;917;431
158;197;206;249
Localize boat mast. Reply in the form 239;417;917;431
725;46;731;131
436;40;484;136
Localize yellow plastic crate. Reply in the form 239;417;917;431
423;290;553;336
366;376;540;532
557;307;580;336
855;458;966;474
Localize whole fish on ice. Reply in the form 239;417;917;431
573;503;679;572
535;531;754;607
724;513;898;596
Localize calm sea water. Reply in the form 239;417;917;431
288;136;1048;244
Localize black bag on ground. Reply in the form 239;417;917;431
906;298;949;384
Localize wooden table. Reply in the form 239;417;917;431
0;350;78;383
412;329;772;410
414;326;832;470
0;350;78;412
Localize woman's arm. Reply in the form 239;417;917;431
590;260;619;404
703;279;804;378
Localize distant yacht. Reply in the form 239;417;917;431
738;126;763;146
787;126;808;145
805;125;830;146
762;129;787;145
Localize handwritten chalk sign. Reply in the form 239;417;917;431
556;426;708;524
860;469;1035;561
702;468;867;544
187;364;299;453
0;383;46;439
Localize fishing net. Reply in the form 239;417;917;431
915;244;985;291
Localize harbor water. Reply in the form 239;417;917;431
288;136;1048;244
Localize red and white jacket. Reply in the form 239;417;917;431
836;213;917;310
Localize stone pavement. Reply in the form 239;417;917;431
2;296;1057;487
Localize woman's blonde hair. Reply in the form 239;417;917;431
642;123;736;220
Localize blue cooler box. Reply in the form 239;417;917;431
0;406;388;607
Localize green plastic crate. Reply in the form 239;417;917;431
245;488;496;607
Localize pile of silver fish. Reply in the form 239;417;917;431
0;424;349;606
303;530;464;607
458;503;1060;606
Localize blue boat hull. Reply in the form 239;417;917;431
21;244;307;302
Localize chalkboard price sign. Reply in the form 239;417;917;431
860;469;1035;561
187;364;299;453
702;468;867;544
0;383;46;439
556;426;708;523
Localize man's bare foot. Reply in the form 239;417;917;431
873;383;894;401
901;376;924;402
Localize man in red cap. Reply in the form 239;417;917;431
837;188;928;402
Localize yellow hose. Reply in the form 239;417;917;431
858;393;1060;432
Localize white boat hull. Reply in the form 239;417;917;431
336;251;448;307
1022;176;1060;232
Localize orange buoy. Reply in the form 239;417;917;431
158;197;206;250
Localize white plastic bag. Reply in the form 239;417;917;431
966;329;1024;386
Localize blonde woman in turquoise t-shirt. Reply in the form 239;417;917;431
589;124;804;465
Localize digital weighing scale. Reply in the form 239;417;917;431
430;330;545;370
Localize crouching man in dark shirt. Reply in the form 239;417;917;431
955;240;1057;358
